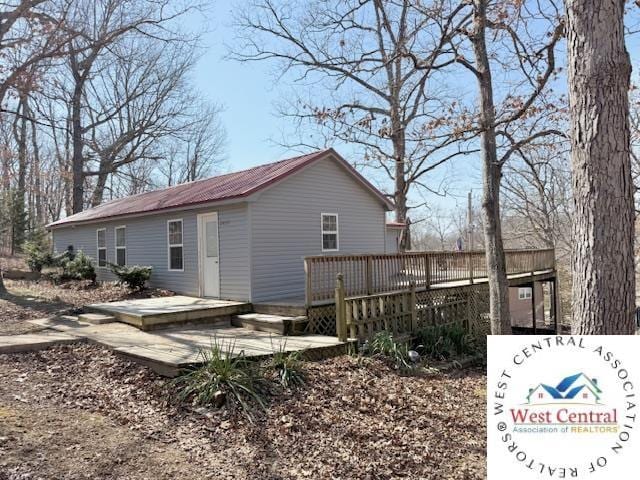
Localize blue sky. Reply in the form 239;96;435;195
183;3;590;221
187;3;480;218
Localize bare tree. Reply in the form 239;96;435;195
231;0;476;250
155;103;227;187
567;0;635;334
0;0;73;106
64;0;198;213
502;143;572;255
446;0;564;334
81;38;199;206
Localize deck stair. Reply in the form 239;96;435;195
77;313;116;325
231;313;308;336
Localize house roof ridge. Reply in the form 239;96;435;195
47;148;355;228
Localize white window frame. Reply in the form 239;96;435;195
167;219;184;272
518;287;532;300
96;228;107;268
114;226;126;267
321;213;339;252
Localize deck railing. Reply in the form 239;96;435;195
304;248;555;305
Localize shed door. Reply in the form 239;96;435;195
198;212;220;297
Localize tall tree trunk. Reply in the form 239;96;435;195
12;95;28;254
392;118;410;251
471;0;511;334
28;101;43;225
91;164;110;207
71;80;84;214
567;0;635;334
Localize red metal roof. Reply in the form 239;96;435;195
48;149;393;228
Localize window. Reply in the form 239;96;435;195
538;393;543;399
115;226;126;266
518;287;532;300
321;213;339;252
168;219;183;271
96;229;107;267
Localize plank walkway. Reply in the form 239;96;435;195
7;316;346;376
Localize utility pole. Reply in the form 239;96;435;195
467;190;474;251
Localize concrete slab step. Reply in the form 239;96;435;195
77;313;116;325
231;313;308;335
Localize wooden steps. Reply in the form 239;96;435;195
77;313;116;325
231;313;308;335
252;302;307;317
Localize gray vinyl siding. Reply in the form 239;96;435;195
52;204;250;300
249;156;387;302
385;228;400;253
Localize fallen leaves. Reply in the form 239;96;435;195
0;318;486;479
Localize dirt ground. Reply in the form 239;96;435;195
0;345;486;480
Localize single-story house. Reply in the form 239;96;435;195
47;149;400;303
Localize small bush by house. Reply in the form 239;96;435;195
60;251;96;283
110;264;152;291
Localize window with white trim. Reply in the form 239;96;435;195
115;226;126;266
96;229;107;267
518;287;532;300
321;213;339;252
168;219;183;271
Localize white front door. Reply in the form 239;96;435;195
198;212;220;297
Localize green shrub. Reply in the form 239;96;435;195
416;323;476;361
173;341;267;419
62;250;96;282
369;331;413;371
110;264;152;291
22;230;52;272
266;347;306;388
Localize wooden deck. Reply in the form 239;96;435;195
27;316;346;377
304;248;556;305
87;296;252;330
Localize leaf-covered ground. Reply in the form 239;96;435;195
0;279;173;335
0;344;486;479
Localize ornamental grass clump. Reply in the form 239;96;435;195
266;345;306;389
416;323;477;361
369;331;414;372
174;340;267;418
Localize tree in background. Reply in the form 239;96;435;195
231;0;476;250
0;0;226;250
567;0;635;334
445;0;564;334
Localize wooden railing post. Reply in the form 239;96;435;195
410;281;417;333
468;252;474;284
424;253;431;288
304;258;312;307
335;273;347;342
366;256;373;295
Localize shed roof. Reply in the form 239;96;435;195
48;149;393;228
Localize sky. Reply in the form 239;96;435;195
180;2;571;222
